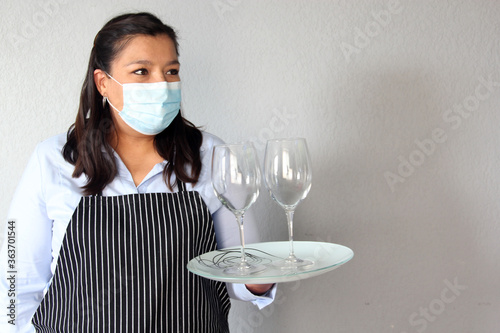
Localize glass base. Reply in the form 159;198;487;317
223;262;267;276
273;255;315;271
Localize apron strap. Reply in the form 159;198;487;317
176;178;187;192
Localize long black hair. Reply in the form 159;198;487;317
63;12;202;195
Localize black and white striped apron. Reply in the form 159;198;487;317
32;182;230;332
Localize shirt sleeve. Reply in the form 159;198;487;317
198;131;277;308
0;144;53;333
212;206;277;309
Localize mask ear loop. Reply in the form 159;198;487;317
103;72;122;113
105;98;121;114
104;71;123;86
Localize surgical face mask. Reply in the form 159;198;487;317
105;72;181;135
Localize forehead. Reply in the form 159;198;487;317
112;34;178;65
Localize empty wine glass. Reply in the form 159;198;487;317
264;138;313;270
211;143;266;275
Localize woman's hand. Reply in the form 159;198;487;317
245;283;274;296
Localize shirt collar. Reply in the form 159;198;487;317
112;150;168;185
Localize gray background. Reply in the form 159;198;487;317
1;1;499;332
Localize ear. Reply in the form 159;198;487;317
94;69;109;97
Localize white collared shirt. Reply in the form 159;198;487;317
0;131;275;332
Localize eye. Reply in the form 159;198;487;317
167;69;179;75
133;68;149;75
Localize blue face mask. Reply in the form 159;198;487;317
105;73;181;135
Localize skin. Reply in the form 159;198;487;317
94;34;273;295
94;34;178;187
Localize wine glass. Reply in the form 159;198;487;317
211;143;266;275
264;138;313;270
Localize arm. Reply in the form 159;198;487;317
0;144;53;333
212;206;277;308
200;132;276;306
245;283;274;295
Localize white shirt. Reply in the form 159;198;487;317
0;131;275;333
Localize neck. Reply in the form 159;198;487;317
110;130;157;156
109;130;164;186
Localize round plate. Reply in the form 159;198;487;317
186;241;353;284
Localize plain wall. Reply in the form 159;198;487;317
1;1;499;332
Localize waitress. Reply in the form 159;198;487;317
0;12;275;333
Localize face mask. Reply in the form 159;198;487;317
105;72;181;135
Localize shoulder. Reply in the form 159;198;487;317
35;132;68;157
30;131;86;192
198;131;224;173
200;132;224;152
30;132;73;175
193;131;225;214
199;131;225;162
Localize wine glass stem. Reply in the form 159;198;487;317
235;213;246;265
285;209;295;258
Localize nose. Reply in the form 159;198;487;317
151;72;167;83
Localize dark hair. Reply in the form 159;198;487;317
63;12;202;195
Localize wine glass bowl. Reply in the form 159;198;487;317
211;143;266;275
264;138;313;270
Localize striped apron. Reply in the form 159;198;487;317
32;182;230;332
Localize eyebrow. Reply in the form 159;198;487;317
125;59;180;66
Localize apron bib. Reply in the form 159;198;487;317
32;182;230;332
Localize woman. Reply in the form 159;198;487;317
0;12;274;332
